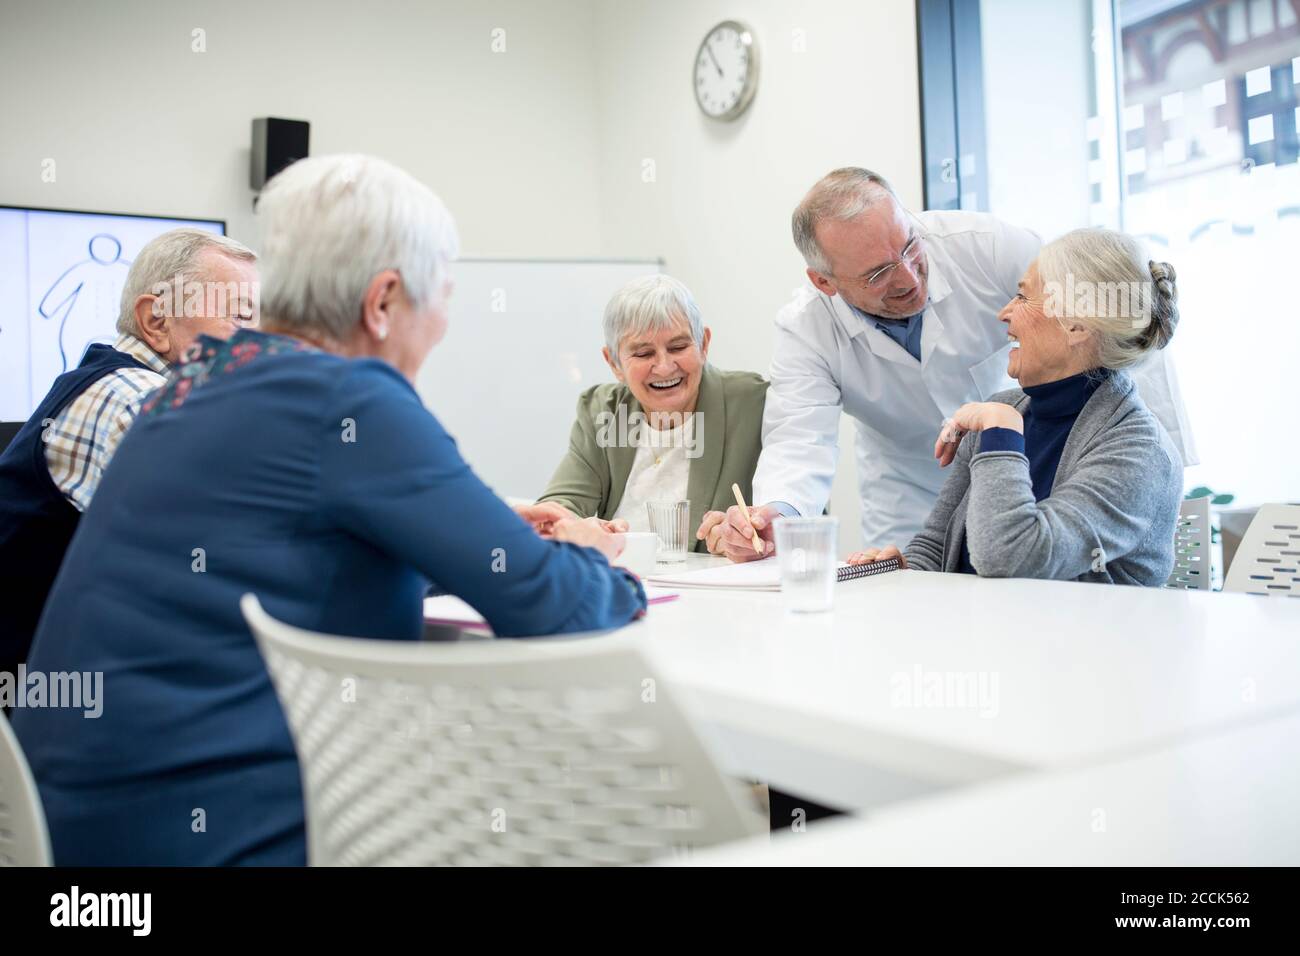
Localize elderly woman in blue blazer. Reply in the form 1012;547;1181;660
849;227;1183;585
14;154;645;866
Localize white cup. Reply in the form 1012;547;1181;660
613;531;660;576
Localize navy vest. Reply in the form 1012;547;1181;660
0;345;154;680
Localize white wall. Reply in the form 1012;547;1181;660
591;0;923;548
0;0;606;257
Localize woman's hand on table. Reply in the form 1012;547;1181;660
513;501;574;537
513;502;629;538
845;544;907;568
552;516;625;562
934;402;1024;467
696;511;729;555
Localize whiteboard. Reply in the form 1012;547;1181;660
415;258;660;499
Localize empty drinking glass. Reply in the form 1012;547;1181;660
646;499;690;563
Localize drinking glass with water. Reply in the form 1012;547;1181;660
774;516;839;612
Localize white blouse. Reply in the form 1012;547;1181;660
611;417;693;532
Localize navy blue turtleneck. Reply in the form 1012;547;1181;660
958;368;1110;574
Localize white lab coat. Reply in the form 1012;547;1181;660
752;210;1197;547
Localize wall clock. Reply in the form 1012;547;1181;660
693;20;759;121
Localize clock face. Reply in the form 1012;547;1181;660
694;20;758;121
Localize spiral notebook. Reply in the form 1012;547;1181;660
645;557;902;591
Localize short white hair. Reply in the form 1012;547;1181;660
602;274;704;366
117;229;256;335
792;167;898;275
255;154;459;339
1036;227;1178;370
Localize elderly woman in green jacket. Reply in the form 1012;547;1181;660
539;274;768;553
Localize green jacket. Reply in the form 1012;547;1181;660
539;365;768;552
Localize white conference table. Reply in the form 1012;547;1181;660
626;556;1300;811
664;710;1300;866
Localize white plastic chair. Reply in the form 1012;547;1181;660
1222;504;1300;597
1165;496;1211;590
0;715;52;866
241;595;765;866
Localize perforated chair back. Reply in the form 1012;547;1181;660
0;714;52;866
1166;496;1211;590
242;595;764;866
1222;504;1300;597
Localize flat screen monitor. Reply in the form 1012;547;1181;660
0;204;226;421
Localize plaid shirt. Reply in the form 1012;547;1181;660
43;334;170;512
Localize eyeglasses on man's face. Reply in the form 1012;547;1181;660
862;233;925;288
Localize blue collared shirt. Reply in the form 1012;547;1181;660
848;304;925;362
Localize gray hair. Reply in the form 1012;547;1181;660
602;274;704;366
1036;227;1179;370
117;229;257;335
792;167;898;275
255;154;459;340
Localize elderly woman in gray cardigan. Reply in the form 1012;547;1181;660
849;228;1183;585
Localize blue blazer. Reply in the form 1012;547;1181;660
14;330;645;865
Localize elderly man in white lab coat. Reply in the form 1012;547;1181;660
698;167;1195;560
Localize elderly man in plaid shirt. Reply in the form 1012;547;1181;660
0;229;258;681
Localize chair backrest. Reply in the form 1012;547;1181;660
241;595;764;866
0;716;53;866
1222;504;1300;597
1166;496;1211;590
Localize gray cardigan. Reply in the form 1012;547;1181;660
903;370;1183;585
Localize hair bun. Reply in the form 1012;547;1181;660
1149;259;1177;290
1143;259;1178;350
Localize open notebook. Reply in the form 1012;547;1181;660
645;557;902;592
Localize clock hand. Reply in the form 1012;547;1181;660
705;42;723;78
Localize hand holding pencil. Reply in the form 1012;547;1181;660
730;483;765;555
695;486;778;563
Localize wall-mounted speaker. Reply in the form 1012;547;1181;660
250;117;310;191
